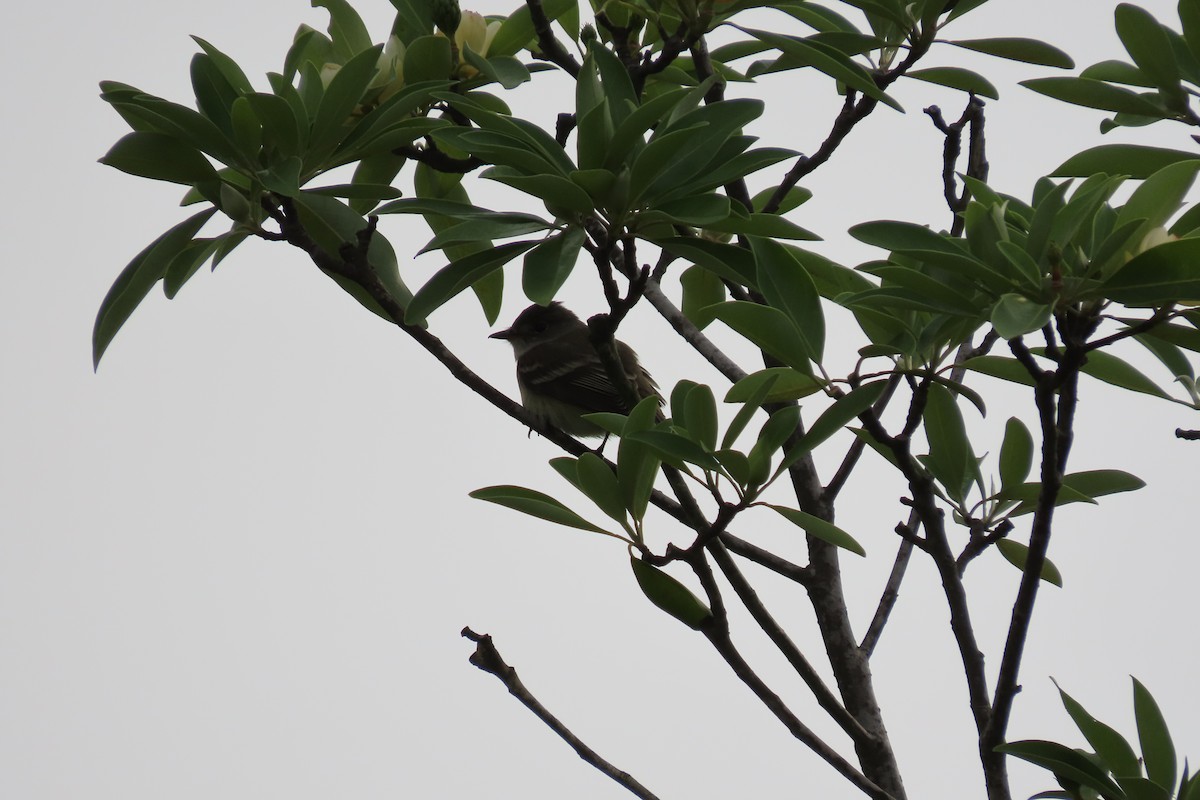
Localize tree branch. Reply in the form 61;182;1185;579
461;628;660;800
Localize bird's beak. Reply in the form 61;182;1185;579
489;327;514;340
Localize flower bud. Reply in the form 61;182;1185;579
432;0;462;36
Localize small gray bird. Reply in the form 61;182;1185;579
490;303;659;437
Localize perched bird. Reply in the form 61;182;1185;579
490;302;659;437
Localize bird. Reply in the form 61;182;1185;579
489;302;660;438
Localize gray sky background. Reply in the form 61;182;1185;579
2;1;1197;798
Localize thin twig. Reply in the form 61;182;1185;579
461;628;660;800
859;509;918;658
707;540;874;746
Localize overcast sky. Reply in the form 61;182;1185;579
2;1;1197;798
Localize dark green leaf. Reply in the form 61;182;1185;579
721;373;778;450
1020;77;1168;116
628;430;721;471
707;301;812;372
963;355;1040;386
740;26;902;110
685;384;719;451
748;406;800;486
726;368;825;404
488;0;576;57
1078;348;1172;400
1133;678;1177;790
777;380;889;471
470;485;614;535
522;227;585;306
996;540;1063;586
906;67;999;99
313;0;373;62
630;556;712;630
406;241;537;323
482;167;596;214
992;293;1053;339
163;236;222;298
462;47;531;90
753;237;825;362
998;741;1124;796
680;265;726;329
93;208;218;368
850;219;965;254
923;382;972;502
657;238;757;287
946;37;1074;68
403;34;453;84
99;131;219;189
618;396;663;521
708;212;820;240
1105;237;1200;305
1055;683;1142;779
575;452;629;525
1115;4;1183;100
766;504;865;555
308;45;385;165
998;417;1034;489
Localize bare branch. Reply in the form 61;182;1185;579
708;540;874;746
859;510;918;658
461;628;660;800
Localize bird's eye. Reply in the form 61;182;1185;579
533;322;548;333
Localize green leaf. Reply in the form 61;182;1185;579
1133;678;1177;790
1105;237;1200;305
191;36;255;95
1115;160;1200;242
575;452;629;526
657;238;757;287
313;0;373;62
721;373;778;450
739;27;903;110
163;236;222;298
752;237;825;363
93;208;218;368
1064;469;1146;500
470;485;616;536
992;293;1053;339
406;241;537;323
1115;4;1183;100
680;265;726;329
684;384;719;451
483;167;595;214
748;406;800;485
946;37;1074;68
1020;77;1168;116
707;301;813;372
522;227;585;306
488;0;576;57
906;67;999;99
1078;348;1173;400
777;380;889;471
963;355;1040;386
998;741;1124;796
630;556;712;630
403;34;453;84
99;131;219;190
996;540;1063;586
617;397;663;521
765;505;865;556
725;368;825;403
462;47;531;90
308;45;385;165
850;219;965;254
628;430;721;471
998;417;1034;490
923;382;973;502
1055;683;1142;779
